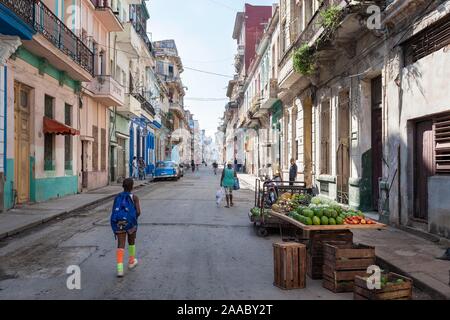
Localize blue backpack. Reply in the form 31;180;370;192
110;192;138;234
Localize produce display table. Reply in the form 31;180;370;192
269;210;387;232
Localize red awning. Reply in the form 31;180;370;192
43;117;80;136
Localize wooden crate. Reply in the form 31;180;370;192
307;253;324;280
309;230;354;257
353;273;413;300
273;242;307;290
306;231;354;280
322;243;376;293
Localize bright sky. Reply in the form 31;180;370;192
147;0;275;138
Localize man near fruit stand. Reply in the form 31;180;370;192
289;158;298;186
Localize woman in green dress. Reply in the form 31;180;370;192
220;162;237;208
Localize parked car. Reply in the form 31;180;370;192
154;161;180;181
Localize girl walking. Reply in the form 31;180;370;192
220;162;237;208
110;178;141;277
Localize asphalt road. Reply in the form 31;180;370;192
0;168;352;300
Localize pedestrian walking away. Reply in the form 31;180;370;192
212;161;218;175
220;162;237;208
191;160;195;172
110;178;142;277
131;157;139;180
289;158;298;186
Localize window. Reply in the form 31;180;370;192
403;13;450;66
93;125;99;171
44;95;54;171
65;104;73;171
320;100;331;175
168;65;174;78
45;95;54;118
434;113;450;174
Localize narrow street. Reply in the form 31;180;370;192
0;169;350;300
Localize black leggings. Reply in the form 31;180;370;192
117;232;136;249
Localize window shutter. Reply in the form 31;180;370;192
434;114;450;174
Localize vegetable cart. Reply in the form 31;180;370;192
249;179;313;237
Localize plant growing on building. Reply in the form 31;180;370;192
320;5;342;31
293;43;316;76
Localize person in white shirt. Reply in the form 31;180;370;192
131;157;139;180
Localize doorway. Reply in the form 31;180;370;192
117;138;127;180
337;91;350;205
81;140;89;189
110;146;116;183
14;82;31;204
371;76;383;211
414;120;434;221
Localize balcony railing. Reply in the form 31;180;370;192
0;0;34;24
131;19;153;55
0;0;95;76
132;92;156;116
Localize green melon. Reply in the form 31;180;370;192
321;216;329;225
313;216;321;225
329;218;336;225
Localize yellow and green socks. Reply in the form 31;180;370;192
128;245;136;264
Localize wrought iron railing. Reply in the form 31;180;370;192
131;19;153;55
132;91;156;116
34;0;94;75
0;0;34;24
0;0;94;76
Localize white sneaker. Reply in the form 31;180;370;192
128;258;138;269
117;269;124;277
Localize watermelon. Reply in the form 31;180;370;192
313;216;321;225
329;218;336;225
321;216;329;225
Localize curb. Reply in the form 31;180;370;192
0;182;151;241
375;256;449;300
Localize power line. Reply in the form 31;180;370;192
204;0;239;12
184;66;234;78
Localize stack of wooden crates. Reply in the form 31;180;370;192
306;230;354;280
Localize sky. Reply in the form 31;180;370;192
147;0;276;138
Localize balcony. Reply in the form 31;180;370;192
2;0;94;81
90;0;123;32
260;79;279;110
116;22;140;58
117;94;141;118
84;75;125;106
234;54;244;73
132;92;156;117
169;102;184;117
0;0;35;39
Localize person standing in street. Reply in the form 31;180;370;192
131;157;139;180
110;178;141;277
289;158;298;186
220;162;237;208
138;158;146;180
212;161;218;175
191;159;195;173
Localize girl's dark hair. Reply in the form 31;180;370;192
123;178;134;192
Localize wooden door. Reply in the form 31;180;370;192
414;120;434;221
14;82;31;204
371;76;383;210
337;91;350;204
81;141;89;188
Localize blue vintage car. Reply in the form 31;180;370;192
154;161;181;181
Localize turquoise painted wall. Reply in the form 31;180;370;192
4;159;14;209
31;175;78;203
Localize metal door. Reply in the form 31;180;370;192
337;91;350;204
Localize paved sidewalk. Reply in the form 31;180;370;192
0;179;151;240
238;173;450;300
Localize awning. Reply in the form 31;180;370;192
43;117;80;136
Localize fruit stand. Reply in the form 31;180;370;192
249;179;313;237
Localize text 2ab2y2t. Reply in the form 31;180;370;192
177;305;274;318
